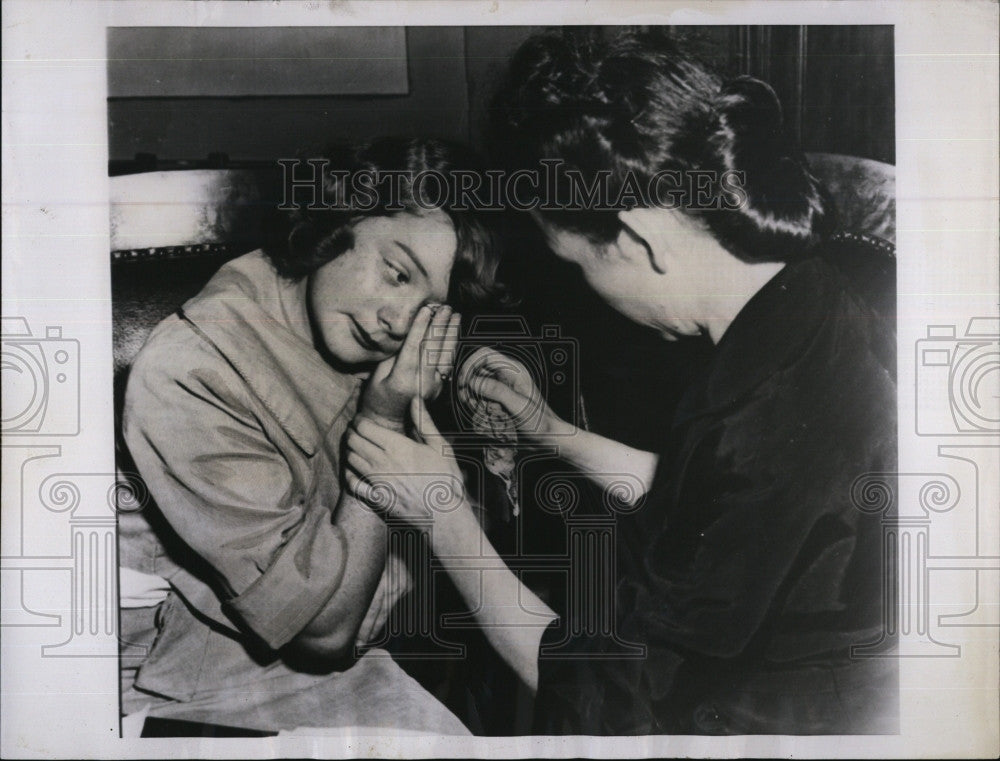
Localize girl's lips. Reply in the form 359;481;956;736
349;317;385;353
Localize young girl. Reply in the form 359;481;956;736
119;137;503;734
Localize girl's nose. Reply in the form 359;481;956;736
377;299;421;341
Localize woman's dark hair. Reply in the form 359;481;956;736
490;28;835;262
265;137;506;311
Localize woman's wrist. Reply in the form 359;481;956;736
427;497;481;558
550;425;609;475
535;414;577;448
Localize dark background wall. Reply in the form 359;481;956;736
108;25;894;166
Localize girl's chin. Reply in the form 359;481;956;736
325;340;391;368
319;335;372;367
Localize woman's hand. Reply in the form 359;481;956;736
456;346;574;444
360;304;461;429
346;397;468;527
458;348;656;504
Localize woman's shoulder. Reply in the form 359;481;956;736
125;321;197;391
132;250;283;377
816;232;896;320
122;314;263;455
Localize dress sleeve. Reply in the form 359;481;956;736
122;319;348;649
635;440;812;657
535;381;893;733
533;442;862;734
635;366;893;662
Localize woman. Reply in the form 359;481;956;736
119;137;503;734
345;30;897;735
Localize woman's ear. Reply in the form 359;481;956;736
616;207;676;275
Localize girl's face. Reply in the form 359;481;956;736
308;210;458;365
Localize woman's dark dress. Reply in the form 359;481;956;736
533;234;899;735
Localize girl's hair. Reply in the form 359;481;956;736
490;28;836;262
265;137;507;312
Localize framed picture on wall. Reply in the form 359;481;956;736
108;26;409;97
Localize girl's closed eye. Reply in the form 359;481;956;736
384;258;410;286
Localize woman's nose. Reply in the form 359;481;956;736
377;300;421;340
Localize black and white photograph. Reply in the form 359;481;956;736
1;1;998;758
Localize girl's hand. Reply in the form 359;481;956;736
360;304;461;428
456;346;573;444
346;397;467;525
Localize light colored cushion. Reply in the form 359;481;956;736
110;169;262;251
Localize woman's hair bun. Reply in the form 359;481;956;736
715;76;786;159
706;75;835;259
491;29;836;261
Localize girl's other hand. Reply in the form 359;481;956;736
345;398;466;525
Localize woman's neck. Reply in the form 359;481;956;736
695;253;786;345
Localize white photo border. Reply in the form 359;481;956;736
2;1;998;758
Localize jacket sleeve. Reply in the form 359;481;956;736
122;318;348;649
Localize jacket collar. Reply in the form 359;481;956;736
179;251;362;456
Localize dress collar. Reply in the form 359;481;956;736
705;256;836;410
179;251;362;456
